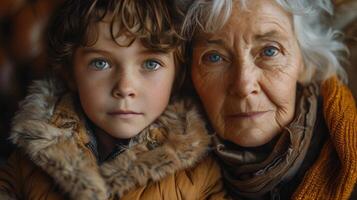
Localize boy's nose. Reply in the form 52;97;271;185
112;73;136;98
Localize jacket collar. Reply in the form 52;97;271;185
10;78;211;199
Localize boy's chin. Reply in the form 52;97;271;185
101;126;144;140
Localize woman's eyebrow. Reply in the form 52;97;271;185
206;39;226;45
201;38;230;49
254;30;288;41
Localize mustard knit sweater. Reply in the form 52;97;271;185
293;77;357;200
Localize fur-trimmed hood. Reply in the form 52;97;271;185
10;78;211;200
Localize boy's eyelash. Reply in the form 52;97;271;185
89;57;108;63
88;58;111;69
150;59;164;66
144;56;166;65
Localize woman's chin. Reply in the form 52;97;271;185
224;128;278;147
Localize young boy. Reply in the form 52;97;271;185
0;0;225;199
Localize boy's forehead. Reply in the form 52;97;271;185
91;19;123;41
84;20;134;48
82;12;178;55
81;22;171;55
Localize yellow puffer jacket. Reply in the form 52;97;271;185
0;79;226;200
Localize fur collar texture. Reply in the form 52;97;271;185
10;78;211;199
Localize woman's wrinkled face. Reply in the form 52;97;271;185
191;0;304;147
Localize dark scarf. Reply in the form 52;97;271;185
213;83;320;199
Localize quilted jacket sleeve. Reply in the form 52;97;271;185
121;155;229;200
0;150;26;199
192;155;228;200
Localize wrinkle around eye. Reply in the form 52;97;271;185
255;49;288;70
261;46;279;57
253;41;287;59
207;53;223;62
201;52;231;67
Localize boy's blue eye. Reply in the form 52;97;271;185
206;53;222;63
143;60;161;71
90;59;110;70
262;46;279;57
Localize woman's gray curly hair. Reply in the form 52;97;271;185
181;0;348;83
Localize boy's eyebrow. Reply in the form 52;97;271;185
79;47;172;58
139;49;171;57
194;38;230;49
80;47;109;54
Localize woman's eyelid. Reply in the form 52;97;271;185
255;43;283;58
202;50;231;63
265;42;284;53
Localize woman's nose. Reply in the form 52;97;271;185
112;72;136;98
228;59;260;98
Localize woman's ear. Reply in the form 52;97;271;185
297;62;309;84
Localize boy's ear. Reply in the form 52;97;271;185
61;69;77;91
67;78;77;91
67;75;77;91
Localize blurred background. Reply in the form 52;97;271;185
0;0;63;163
0;0;356;164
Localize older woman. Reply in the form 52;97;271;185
181;0;357;199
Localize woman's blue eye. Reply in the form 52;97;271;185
206;53;222;63
90;59;110;70
262;46;279;57
143;60;161;71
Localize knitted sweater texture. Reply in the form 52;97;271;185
293;77;357;200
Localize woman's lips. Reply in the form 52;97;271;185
226;111;270;119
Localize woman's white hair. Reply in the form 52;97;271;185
182;0;348;83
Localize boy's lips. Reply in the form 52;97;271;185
107;110;143;118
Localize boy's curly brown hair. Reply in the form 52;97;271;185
47;0;187;93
